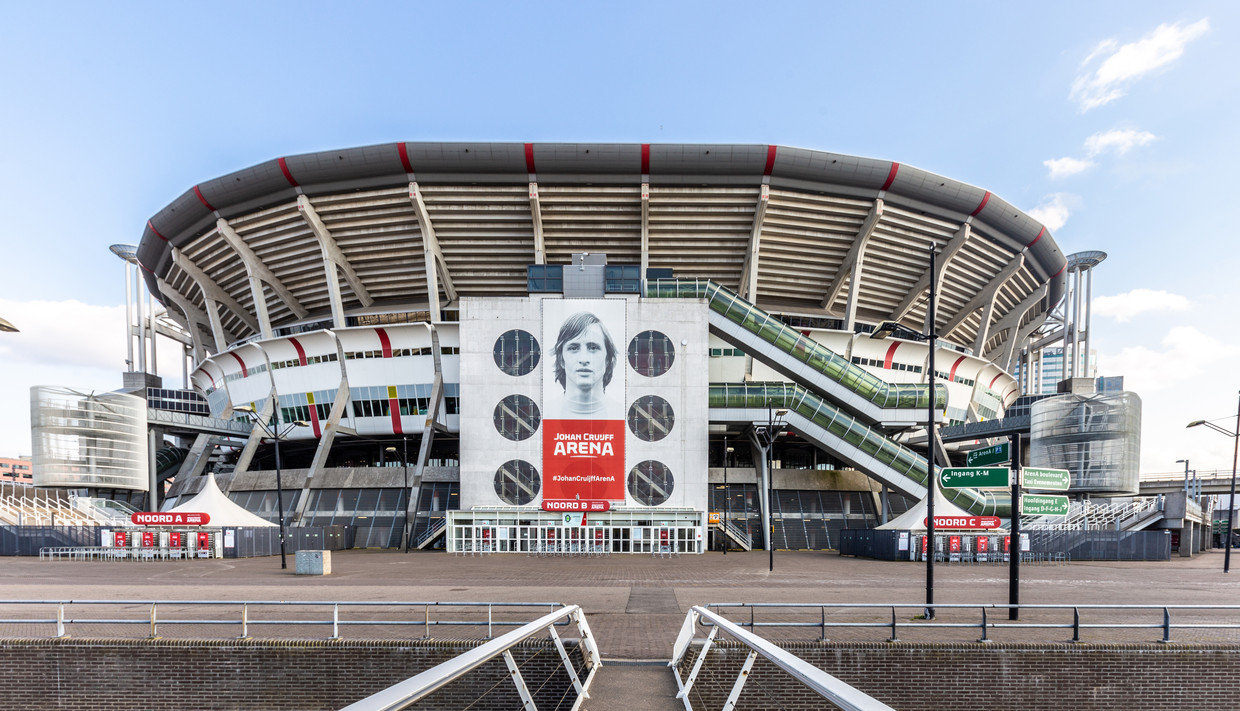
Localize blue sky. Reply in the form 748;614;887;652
1;2;1237;473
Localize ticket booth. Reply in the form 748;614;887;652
196;531;211;558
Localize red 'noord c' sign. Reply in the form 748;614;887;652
541;500;610;513
923;515;1001;530
131;512;211;526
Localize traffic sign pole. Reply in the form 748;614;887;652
1009;434;1021;621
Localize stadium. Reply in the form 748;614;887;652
119;142;1069;553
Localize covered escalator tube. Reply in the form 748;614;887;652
710;382;1009;517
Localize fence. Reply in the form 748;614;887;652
2;525;354;558
702;602;1240;644
0;600;567;641
839;528;1172;562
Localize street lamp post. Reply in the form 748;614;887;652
723;439;734;555
1188;389;1240;573
870;244;940;618
1176;458;1190;495
767;403;788;572
386;437;411;553
234;401;309;570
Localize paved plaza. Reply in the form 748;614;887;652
4;549;1239;660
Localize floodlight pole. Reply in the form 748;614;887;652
723;437;729;556
925;244;937;620
402;435;410;553
270;397;289;570
1227;392;1240;573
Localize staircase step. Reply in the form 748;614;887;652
584;661;680;710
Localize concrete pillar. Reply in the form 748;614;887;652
1179;521;1194;557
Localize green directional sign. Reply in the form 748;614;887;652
940;467;1011;490
1022;494;1070;517
1023;467;1071;491
966;443;1010;467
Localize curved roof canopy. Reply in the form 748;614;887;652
137;142;1066;362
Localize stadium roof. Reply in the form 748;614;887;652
137;142;1066;363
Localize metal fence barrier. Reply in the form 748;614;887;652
703;602;1240;644
672;605;894;711
0;600;566;640
340;604;600;711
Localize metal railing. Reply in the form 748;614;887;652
672;605;894;711
702;602;1240;644
0;600;565;641
340;604;600;711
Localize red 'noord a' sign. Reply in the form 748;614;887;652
131;512;211;526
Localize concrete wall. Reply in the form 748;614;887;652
0;639;586;711
678;640;1240;711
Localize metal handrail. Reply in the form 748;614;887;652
340;604;600;711
703;602;1240;644
0;600;566;640
672;605;894;711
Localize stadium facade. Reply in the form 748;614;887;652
122;142;1067;553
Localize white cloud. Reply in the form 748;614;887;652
1084;129;1157;156
1093;289;1189;323
1044;157;1094;179
1098;326;1240;473
0;299;126;457
1071;19;1210;111
1027;193;1076;231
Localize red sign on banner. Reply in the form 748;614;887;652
977;536;990;552
114;531;127;547
924;515;1002;530
170;531;182;548
141;531;154;547
949;535;962;553
541;499;611;512
542;419;626;500
1004;536;1011;553
197;532;210;550
131;512;211;526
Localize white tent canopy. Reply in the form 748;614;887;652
877;484;998;532
169;474;277;527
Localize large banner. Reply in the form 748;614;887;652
542;300;626;501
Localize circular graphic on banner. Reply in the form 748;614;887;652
494;460;540;505
627;395;675;442
493;395;540;441
627;330;675;377
493;329;540;376
627;460;675;506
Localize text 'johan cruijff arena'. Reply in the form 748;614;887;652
137;142;1066;553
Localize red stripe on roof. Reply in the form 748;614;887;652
948;355;967;383
970;191;991;217
641;143;650;174
193;185;216;212
277;157;299;187
524;143;536;174
764;145;777;176
397;143;414;174
389;396;404;435
228;352;247;377
988;373;1003;388
1027;226;1046;248
883;342;900;370
138;262;153;273
147;220;168;242
289;337;308;367
881;162;899;191
1052;261;1067;278
376;328;393;358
